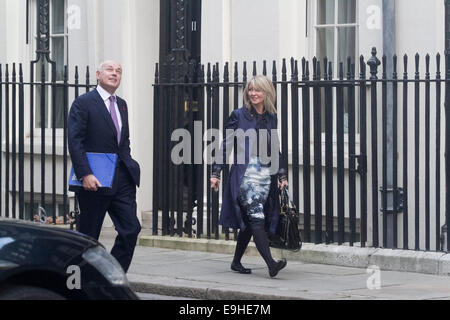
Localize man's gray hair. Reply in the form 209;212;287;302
97;61;107;72
97;60;121;72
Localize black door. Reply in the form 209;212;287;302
159;0;201;66
156;0;202;236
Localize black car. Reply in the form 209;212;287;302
0;218;138;300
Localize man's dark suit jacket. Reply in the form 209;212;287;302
68;88;140;195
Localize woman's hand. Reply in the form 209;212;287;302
278;179;289;190
210;177;221;192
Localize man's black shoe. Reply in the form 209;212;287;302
269;259;287;278
231;262;252;274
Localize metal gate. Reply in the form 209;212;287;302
153;48;450;252
0;0;95;228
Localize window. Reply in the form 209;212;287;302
34;0;68;129
316;0;356;73
314;0;357;134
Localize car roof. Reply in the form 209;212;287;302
0;218;100;248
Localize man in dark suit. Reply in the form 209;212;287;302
68;60;141;273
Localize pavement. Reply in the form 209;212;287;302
99;227;450;300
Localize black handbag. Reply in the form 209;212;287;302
269;187;302;252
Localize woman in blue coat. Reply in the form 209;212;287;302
210;75;289;278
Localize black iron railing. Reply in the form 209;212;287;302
0;62;95;228
0;0;95;229
153;48;450;252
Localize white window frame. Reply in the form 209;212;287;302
312;0;359;76
310;0;361;144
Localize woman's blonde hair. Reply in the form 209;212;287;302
243;75;277;115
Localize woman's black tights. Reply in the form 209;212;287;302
233;220;276;270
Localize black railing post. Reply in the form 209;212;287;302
85;66;90;93
18;64;25;220
152;63;160;236
162;63;170;236
381;54;387;248
168;61;176;237
197;64;205;238
233;62;239;110
11;64;16;219
243;61;248;85
71;66;80;230
291;60;300;211
63;66;68;225
175;61;184;238
301;58;311;243
40;58;46;218
425;54;431;251
186;59;195;238
359;56;368;248
414;53;420;250
51;61;57;224
206;63;212;239
443;0;450;252
212;64;220;240
436;53;442;250
403;54;409;249
312;58;323;244
337;61;345;245
392;54;399;249
222;62;230;240
29;61;35;221
367;47;381;247
324;57;334;244
5;64;9;219
271;61;276;109
348;56;356;246
281;59;289;176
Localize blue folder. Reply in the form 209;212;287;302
69;153;118;189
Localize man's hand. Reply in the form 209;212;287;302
82;174;102;192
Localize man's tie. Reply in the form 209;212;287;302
109;96;121;145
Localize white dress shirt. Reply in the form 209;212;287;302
96;85;123;131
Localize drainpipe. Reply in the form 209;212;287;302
383;0;396;248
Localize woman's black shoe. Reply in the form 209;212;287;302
231;262;252;274
269;259;287;278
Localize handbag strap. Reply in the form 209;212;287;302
281;187;296;209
